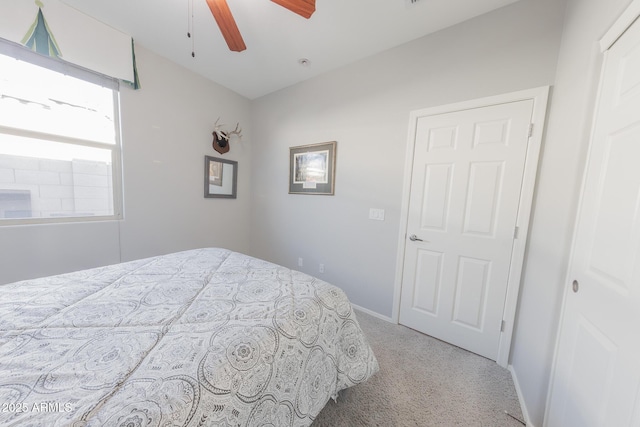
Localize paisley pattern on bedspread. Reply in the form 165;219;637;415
0;248;378;426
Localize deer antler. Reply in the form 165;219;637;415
226;123;242;139
213;117;228;141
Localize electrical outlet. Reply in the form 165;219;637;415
298;257;303;267
319;263;324;273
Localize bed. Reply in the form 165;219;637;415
0;248;378;426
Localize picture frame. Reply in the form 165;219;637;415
289;141;336;195
204;156;237;198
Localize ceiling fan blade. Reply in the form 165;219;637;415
205;0;246;52
271;0;316;19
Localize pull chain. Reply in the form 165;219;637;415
187;0;195;57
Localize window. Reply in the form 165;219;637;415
0;42;123;224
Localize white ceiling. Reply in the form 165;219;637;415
60;0;519;99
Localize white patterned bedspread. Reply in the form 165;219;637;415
0;248;378;426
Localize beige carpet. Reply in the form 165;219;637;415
312;310;525;427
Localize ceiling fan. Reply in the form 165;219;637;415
205;0;316;52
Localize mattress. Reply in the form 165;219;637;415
0;248;378;426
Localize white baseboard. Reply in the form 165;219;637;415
508;365;536;427
351;304;395;323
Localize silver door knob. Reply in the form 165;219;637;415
409;234;423;242
572;280;579;293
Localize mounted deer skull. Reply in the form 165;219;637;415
212;118;243;154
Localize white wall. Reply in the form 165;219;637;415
117;46;252;262
250;0;564;316
0;221;121;284
509;0;633;425
0;45;252;284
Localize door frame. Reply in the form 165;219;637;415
544;1;640;423
392;87;550;367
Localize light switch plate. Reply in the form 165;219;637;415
369;208;385;221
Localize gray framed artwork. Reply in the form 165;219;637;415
289;141;336;195
205;156;237;198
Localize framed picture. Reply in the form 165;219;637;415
204;156;237;198
209;160;223;187
289;141;336;195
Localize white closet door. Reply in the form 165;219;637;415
399;99;534;361
546;14;640;427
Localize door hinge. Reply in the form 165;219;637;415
514;226;519;239
500;320;506;332
528;123;534;138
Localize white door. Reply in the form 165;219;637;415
545;14;640;427
399;99;534;360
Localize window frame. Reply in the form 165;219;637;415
0;39;124;226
